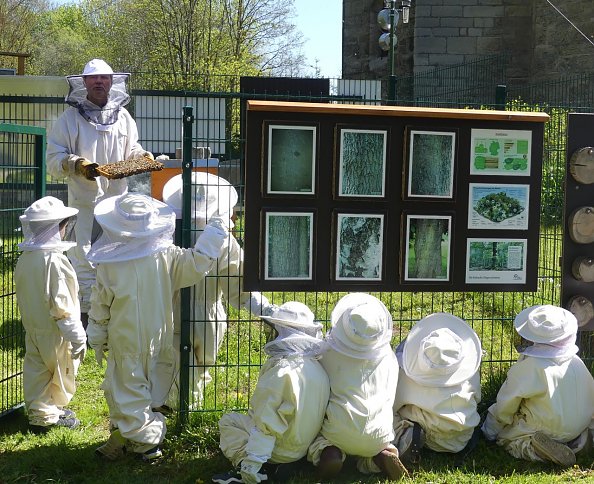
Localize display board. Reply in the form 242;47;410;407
243;101;548;292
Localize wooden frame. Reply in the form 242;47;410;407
243;101;548;292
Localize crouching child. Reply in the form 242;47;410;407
214;302;329;484
482;304;594;467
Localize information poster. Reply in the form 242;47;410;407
470;129;531;176
465;238;527;284
468;183;529;230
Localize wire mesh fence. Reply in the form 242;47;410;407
0;59;593;419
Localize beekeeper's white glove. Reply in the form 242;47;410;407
243;292;278;317
240;459;267;484
70;340;87;360
87;319;108;366
194;217;228;259
56;317;87;360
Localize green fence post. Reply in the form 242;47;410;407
495;84;507;110
178;106;194;425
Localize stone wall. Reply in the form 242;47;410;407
343;0;594;87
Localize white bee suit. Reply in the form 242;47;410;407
394;370;481;453
219;354;330;466
15;251;83;426
88;245;216;451
394;313;482;454
309;349;398;463
86;194;225;454
170;233;251;407
46;107;146;311
482;354;594;460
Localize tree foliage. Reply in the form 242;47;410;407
23;0;305;88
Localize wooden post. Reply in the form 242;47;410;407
0;52;31;75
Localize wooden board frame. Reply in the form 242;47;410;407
243;101;548;292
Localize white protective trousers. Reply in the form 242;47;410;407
219;355;330;467
393;370;481;453
88;245;215;453
15;251;82;426
46;107;146;311
482;354;594;461
308;349;399;474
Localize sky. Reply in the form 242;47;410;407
52;0;343;78
293;0;343;78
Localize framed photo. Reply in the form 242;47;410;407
267;125;316;194
335;213;384;281
465;238;527;284
470;128;532;176
404;215;452;281
407;130;456;198
265;212;314;280
468;183;529;230
338;128;387;197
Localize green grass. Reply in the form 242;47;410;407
2;352;594;483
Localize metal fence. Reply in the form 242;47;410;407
0;123;46;417
1;58;593;419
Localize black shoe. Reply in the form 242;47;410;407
141;446;163;462
263;460;303;482
29;416;79;433
212;470;243;483
59;409;76;419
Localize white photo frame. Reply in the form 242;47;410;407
265;212;314;280
335;213;384;281
338;129;387;197
407;130;456;198
404;214;452;281
267;125;316;194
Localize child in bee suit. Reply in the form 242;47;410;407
85;193;228;461
482;304;594;467
392;312;482;464
214;301;330;484
307;293;409;480
14;196;86;432
162;172;273;409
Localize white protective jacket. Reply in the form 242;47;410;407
394;370;481;453
87;245;215;452
482;354;594;450
15;250;84;426
219;354;330;467
311;349;398;459
46;106;146;310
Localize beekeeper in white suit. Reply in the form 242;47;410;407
46;59;153;328
214;301;329;484
85;193;227;461
307;293;408;481
392;312;482;463
162;172;273;409
15;196;86;432
482;304;594;467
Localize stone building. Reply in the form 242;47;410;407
342;0;594;88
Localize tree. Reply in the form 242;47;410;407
0;0;48;73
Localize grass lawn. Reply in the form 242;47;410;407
2;348;594;484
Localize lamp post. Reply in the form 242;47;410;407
378;0;411;105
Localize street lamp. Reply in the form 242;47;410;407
378;0;412;105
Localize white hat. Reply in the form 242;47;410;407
402;313;481;387
514;305;577;344
20;196;78;223
82;59;114;76
261;301;321;333
162;172;238;220
327;293;393;359
94;193;175;238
